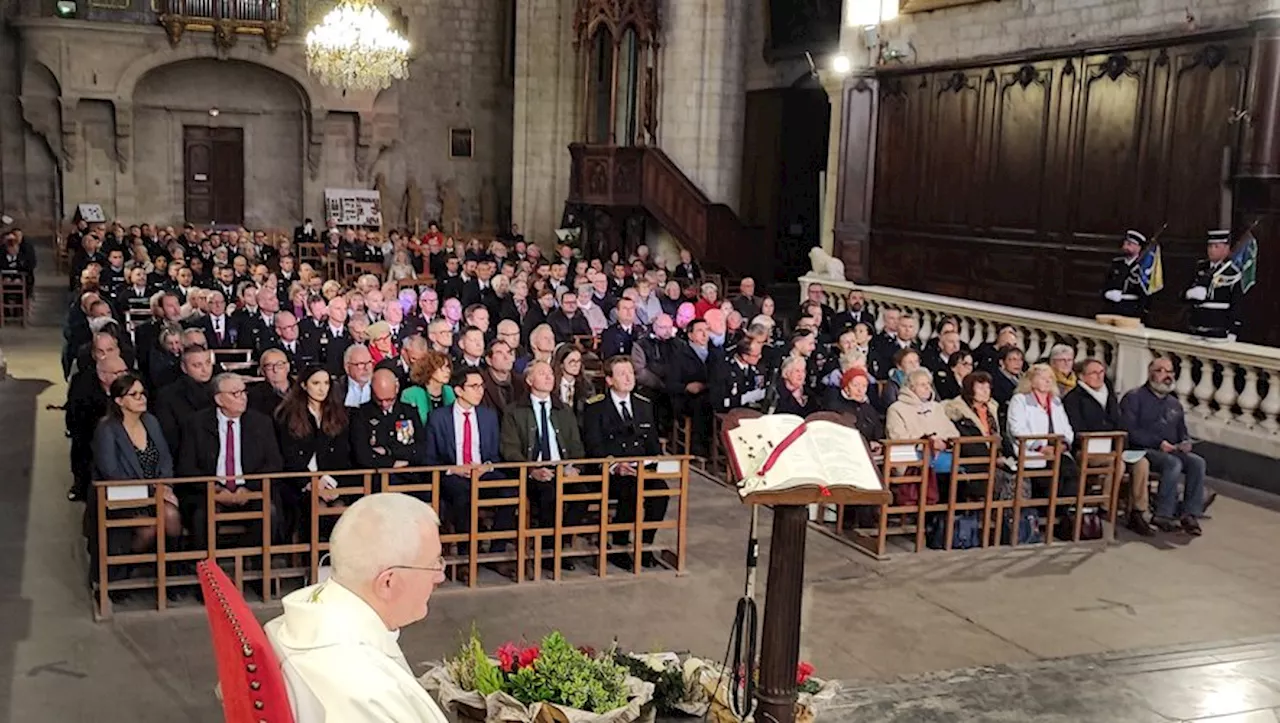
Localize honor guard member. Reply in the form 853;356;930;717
350;369;428;495
1102;229;1150;320
581;356;667;571
712;326;771;411
1183;229;1244;341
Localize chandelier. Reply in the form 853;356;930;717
305;0;410;91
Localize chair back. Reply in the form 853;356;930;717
198;560;296;723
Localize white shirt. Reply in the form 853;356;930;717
610;390;633;420
215;410;244;488
328;324;345;338
529;394;561;461
345;379;372;408
452;403;481;464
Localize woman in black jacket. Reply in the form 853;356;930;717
273;365;352;540
822;367;886;449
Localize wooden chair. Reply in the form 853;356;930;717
296;242;325;267
991;434;1065;546
1071;431;1127;541
0;273;28;327
942;435;1000;550
866;439;932;557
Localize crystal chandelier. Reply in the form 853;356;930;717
305;0;410;91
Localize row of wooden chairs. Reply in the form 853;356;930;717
92;456;692;620
0;274;29;327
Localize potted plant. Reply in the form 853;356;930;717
420;627;654;723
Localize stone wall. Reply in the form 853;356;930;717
2;0;513;234
510;0;578;248
879;0;1258;67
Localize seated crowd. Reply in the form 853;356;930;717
62;217;1211;591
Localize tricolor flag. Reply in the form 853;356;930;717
1138;241;1164;295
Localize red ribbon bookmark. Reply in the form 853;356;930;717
756;423;809;477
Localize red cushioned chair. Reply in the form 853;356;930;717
198;560;296;723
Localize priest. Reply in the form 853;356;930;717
265;493;450;722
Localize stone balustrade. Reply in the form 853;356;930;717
799;276;1280;460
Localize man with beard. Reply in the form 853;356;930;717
831;287;876;335
1120;357;1207;535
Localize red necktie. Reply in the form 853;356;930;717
224;420;238;490
462;411;474;465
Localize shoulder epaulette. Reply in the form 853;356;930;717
633;392;650;403
586;393;606;404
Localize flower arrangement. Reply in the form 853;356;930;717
422;627;653;723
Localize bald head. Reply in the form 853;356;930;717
372;368;400;412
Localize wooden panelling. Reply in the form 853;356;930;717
855;30;1280;344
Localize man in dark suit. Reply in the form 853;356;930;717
198;290;245;350
293;218;319;247
423;368;516;567
299;295;352;375
598;297;643;359
1062;358;1154;536
546;292;592;344
153;343;215;453
177;372;284;548
246;348;293;417
582;356;667;571
376;333;428;388
500;360;586;571
830;287;876;335
265;310;303;370
667;319;720;456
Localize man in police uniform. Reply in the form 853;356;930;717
1102;229;1151;320
581;356;667;571
351;369;428;496
1183;229;1244;341
712;326;771;411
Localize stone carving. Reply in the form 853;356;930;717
114;103;133;175
808;246;845;280
372;172;390;229
479;176;498;234
402;176;423;228
59;97;80;173
438;179;462;235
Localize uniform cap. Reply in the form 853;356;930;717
1124;230;1145;246
1207;229;1231;245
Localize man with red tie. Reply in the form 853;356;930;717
179;372;283;548
423;367;515;576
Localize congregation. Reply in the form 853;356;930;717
35;215;1215;593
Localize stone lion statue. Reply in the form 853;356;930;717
808;246;845;280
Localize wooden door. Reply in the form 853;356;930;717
184;126;244;226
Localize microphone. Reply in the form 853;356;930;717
763;358;783;414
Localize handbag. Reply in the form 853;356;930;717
892;467;940;507
1054;508;1104;541
927;511;982;550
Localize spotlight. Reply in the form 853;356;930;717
55;1;77;18
832;54;852;75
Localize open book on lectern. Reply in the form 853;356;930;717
724;414;888;505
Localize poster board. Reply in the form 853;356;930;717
323;189;383;228
75;204;106;223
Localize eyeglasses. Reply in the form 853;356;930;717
385;559;446;574
461;382;485;390
262;362;289;371
349;361;374;368
219;388;248;398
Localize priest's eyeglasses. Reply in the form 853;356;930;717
385;558;447;574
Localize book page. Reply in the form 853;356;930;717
804;422;881;491
725;415;804;480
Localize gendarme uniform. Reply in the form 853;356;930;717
1102;229;1149;320
1183;229;1244;340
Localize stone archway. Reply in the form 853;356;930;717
132;58;308;227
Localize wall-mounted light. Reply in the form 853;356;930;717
55;0;77;18
831;54;852;75
208;108;220;118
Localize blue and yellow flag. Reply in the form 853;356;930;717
1138;242;1163;295
1231;231;1258;294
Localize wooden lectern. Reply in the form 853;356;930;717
721;409;890;723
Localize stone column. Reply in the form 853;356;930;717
818;69;845;256
1240;8;1280;178
511;0;579;249
658;0;748;209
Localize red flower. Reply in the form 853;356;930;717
796;661;815;685
518;645;540;669
496;642;519;673
579;645;597;658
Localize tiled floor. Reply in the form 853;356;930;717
4;255;1280;722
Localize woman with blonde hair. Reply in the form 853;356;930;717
1006;362;1078;495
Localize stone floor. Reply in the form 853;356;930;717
4;256;1280;722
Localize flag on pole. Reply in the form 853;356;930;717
1138;241;1164;295
1230;230;1258;294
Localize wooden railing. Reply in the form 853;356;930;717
92;456;691;620
567;144;765;278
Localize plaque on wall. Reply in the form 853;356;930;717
324;189;383;228
450;128;474;159
75;204;106;223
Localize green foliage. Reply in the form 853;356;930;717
505;632;630;713
614;653;687;716
447;625;504;696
